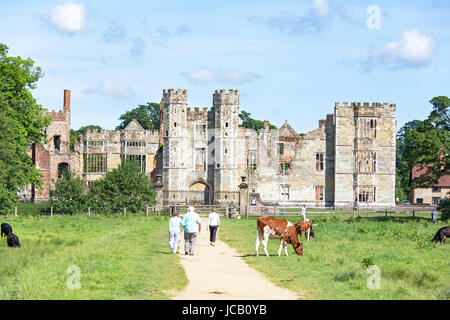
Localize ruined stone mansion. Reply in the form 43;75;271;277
26;89;397;210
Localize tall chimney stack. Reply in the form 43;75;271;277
63;89;71;112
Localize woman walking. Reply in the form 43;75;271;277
207;207;220;246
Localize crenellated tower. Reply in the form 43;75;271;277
334;102;396;209
162;89;189;204
213;89;240;204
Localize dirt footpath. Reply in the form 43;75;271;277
173;218;302;300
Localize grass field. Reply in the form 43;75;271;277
219;216;450;300
0;215;187;300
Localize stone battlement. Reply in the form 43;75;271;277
187;107;208;120
335;102;396;109
213;89;240;105
162;89;188;104
43;109;69;122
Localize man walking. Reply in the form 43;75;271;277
182;206;201;256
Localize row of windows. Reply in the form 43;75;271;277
83;154;147;173
280;185;376;203
124;141;147;147
83;141;147;147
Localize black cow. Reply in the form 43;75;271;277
6;233;21;248
432;226;450;244
1;223;12;238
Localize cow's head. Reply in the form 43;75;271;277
293;241;303;256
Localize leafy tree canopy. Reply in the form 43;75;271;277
50;170;87;215
402;97;450;188
0;44;49;210
0;44;50;144
239;110;277;131
116;102;160;131
88;162;156;214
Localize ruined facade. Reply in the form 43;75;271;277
29;89;397;209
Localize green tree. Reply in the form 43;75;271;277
0;44;50;210
88;162;156;214
239;110;277;131
116;102;160;131
437;198;450;221
403;97;450;188
0;44;50;144
70;125;103;151
396;120;422;202
50;171;87;215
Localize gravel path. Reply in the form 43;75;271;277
173;218;302;300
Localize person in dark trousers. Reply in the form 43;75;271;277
431;210;437;224
207;207;220;246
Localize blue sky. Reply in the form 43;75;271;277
1;0;449;133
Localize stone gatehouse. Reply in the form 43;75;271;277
27;89;396;209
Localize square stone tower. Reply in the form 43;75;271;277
212;89;240;204
334;102;396;209
162;89;189;203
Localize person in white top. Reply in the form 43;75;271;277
207;206;221;246
301;205;308;222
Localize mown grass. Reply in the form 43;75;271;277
0;215;187;300
219;216;450;300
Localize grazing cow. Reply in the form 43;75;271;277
1;223;12;238
6;233;21;248
432;226;450;244
256;217;303;257
295;222;315;242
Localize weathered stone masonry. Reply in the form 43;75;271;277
28;89;396;209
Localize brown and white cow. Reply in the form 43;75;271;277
256;217;303;257
295;222;315;242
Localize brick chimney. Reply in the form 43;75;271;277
63;89;71;113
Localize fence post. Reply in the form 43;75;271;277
88;207;91;217
50;206;53;218
14;206;17;217
124;207;127;216
413;210;415;218
146;206;149;216
385;209;387;218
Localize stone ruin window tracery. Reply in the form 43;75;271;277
355;185;376;203
88;141;104;147
247;151;257;172
194;148;206;172
356;118;377;139
54;136;61;151
315;153;324;171
280;184;290;200
355;151;377;173
121;154;147;173
315;185;324;201
84;154;107;173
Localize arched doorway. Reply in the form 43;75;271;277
187;181;211;205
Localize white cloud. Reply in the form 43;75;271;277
84;79;135;98
43;2;87;34
313;0;330;18
182;68;261;85
363;29;436;70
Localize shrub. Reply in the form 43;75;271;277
50;171;87;215
437;198;450;221
88;162;156;214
